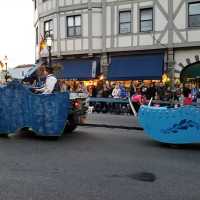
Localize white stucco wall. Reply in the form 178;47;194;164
175;49;200;66
174;49;200;78
92;13;102;37
34;0;200;57
155;5;168;32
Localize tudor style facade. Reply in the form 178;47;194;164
33;0;200;81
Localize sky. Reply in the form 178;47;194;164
0;1;35;69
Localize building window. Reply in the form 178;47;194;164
36;27;39;45
119;11;131;34
140;8;153;32
188;2;200;27
44;20;53;38
67;15;81;37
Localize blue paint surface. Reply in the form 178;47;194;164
108;54;164;80
0;81;69;136
138;105;200;144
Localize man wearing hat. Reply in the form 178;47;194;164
34;62;57;94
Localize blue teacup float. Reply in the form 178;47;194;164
138;105;200;144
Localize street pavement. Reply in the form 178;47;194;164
86;113;139;128
0;115;200;199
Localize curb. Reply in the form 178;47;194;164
79;123;143;131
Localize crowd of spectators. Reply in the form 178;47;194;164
57;80;200;114
57;81;200;112
58;80;200;102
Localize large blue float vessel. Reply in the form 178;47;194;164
0;80;88;137
138;105;200;144
0;80;69;136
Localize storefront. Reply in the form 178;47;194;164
180;61;200;83
107;53;164;81
54;58;100;80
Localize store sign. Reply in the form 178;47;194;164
91;61;97;78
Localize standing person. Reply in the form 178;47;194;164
130;81;136;97
183;83;191;98
182;83;192;105
146;82;156;100
175;83;183;102
140;82;148;97
102;83;110;98
156;82;166;101
191;83;198;102
33;63;57;94
131;88;146;112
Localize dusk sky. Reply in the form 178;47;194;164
0;1;35;68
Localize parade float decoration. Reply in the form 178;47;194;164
138;105;200;144
136;55;200;144
0;80;69;137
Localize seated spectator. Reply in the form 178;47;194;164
119;83;128;98
76;82;88;95
112;84;121;98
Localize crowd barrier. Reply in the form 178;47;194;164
87;97;131;114
87;97;176;115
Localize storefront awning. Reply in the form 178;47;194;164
180;62;200;82
108;54;164;80
55;59;100;80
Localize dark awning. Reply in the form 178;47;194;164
180;62;200;82
55;59;100;80
108;53;164;80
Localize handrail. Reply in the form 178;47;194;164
87;97;129;103
128;97;137;117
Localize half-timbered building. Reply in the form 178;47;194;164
33;0;200;81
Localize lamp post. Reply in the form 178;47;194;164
4;55;8;82
46;36;52;68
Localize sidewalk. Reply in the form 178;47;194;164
85;113;140;129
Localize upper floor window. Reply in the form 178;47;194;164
140;8;153;32
67;15;81;37
188;2;200;27
119;11;131;34
44;20;53;38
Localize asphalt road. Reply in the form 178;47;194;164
0;125;200;200
86;113;137;128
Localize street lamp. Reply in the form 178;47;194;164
46;36;52;68
4;55;8;82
